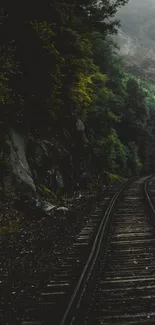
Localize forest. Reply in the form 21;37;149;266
1;0;155;196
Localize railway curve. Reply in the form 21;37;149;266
71;176;155;325
21;176;155;325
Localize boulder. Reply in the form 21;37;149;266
42;201;56;213
56;206;68;212
76;118;89;144
76;119;85;132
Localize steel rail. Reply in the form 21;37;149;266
144;175;155;216
59;176;141;325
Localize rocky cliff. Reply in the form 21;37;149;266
0;120;92;212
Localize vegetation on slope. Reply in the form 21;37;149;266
0;0;155;192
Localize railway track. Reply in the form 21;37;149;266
72;176;155;325
14;176;155;324
20;184;120;325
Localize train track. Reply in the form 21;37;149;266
20;176;155;325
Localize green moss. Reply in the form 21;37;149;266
107;173;123;184
43;186;51;193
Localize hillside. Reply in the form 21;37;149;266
115;0;155;82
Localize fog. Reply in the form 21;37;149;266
114;0;155;81
116;0;155;36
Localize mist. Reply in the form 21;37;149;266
114;0;155;82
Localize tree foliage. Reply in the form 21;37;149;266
0;0;155;188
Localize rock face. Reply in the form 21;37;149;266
4;129;36;194
76;118;89;144
76;119;85;132
2;117;92;200
27;137;65;192
0;123;94;217
27;138;53;187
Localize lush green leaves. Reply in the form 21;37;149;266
1;0;155;184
